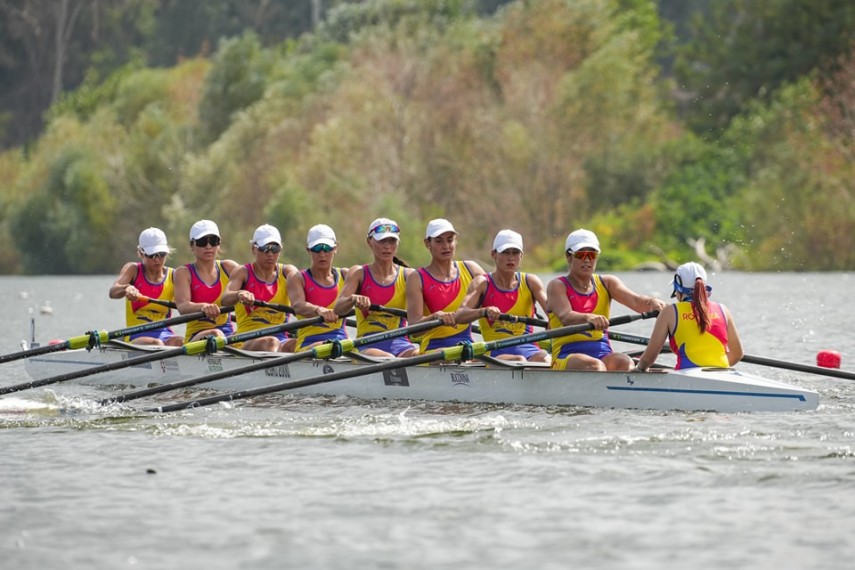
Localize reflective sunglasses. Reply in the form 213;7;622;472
309;244;335;253
569;250;598;261
144;252;167;260
256;243;282;254
193;235;221;247
370;223;400;236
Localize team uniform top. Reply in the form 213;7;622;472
124;263;177;341
417;261;475;352
548;274;613;362
183;261;234;342
669;300;730;369
295;267;347;350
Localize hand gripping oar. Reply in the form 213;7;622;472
0;306;316;396
105;318;444;405
370;305;548;330
149;311;658;412
143;296;297;315
0;307;224;366
608;331;855;381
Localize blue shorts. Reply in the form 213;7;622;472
556;338;612;360
359;336;418;356
490;343;542;360
300;329;348;349
424;329;473;352
129;327;179;343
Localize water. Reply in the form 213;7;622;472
2;273;854;569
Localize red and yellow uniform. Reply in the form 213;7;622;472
549;274;613;368
669;301;730;369
125;263;178;342
295;268;347;350
184;261;234;342
417;261;475;352
234;263;291;337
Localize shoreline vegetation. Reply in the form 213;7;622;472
1;0;853;275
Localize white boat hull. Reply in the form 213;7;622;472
20;344;819;413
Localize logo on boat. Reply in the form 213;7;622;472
323;364;335;374
265;365;290;378
159;360;179;374
206;357;223;372
450;371;470;386
383;369;409;387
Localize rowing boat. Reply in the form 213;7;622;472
19;341;818;412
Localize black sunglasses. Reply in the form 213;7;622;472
193;235;221;247
144;252;167;259
256;243;282;254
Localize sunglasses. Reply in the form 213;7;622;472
256;243;282;254
370;223;400;236
144;252;167;260
193;235;221;247
568;250;598;261
309;244;335;253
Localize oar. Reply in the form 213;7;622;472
149;311;658;412
608;331;855;382
371;305;547;330
137;297;178;309
0;307;231;365
104;318;444;405
0;311;306;396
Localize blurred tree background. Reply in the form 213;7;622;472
0;0;853;274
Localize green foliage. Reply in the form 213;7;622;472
198;32;272;144
10;147;117;274
675;0;855;134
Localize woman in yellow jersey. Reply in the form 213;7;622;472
287;224;350;351
334;217;418;358
221;224;298;352
546;228;665;371
108;227;183;346
633;262;743;372
406;218;486;353
174;220;239;342
455;229;550;363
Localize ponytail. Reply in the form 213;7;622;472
691;279;711;334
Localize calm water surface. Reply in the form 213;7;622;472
1;273;854;569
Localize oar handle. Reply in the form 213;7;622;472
252;300;295;314
138;296;178;309
496;314;549;327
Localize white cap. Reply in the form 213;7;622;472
565;228;600;253
252;224;282;247
367;217;400;241
189;219;220;241
492;229;523;253
671;261;712;297
425;218;457;239
138;227;169;255
307;224;337;248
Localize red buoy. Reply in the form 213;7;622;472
817;350;842;369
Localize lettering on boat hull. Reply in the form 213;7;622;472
450;371;470;387
383;368;409;387
265;364;291;378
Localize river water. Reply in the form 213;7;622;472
1;273;854;569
